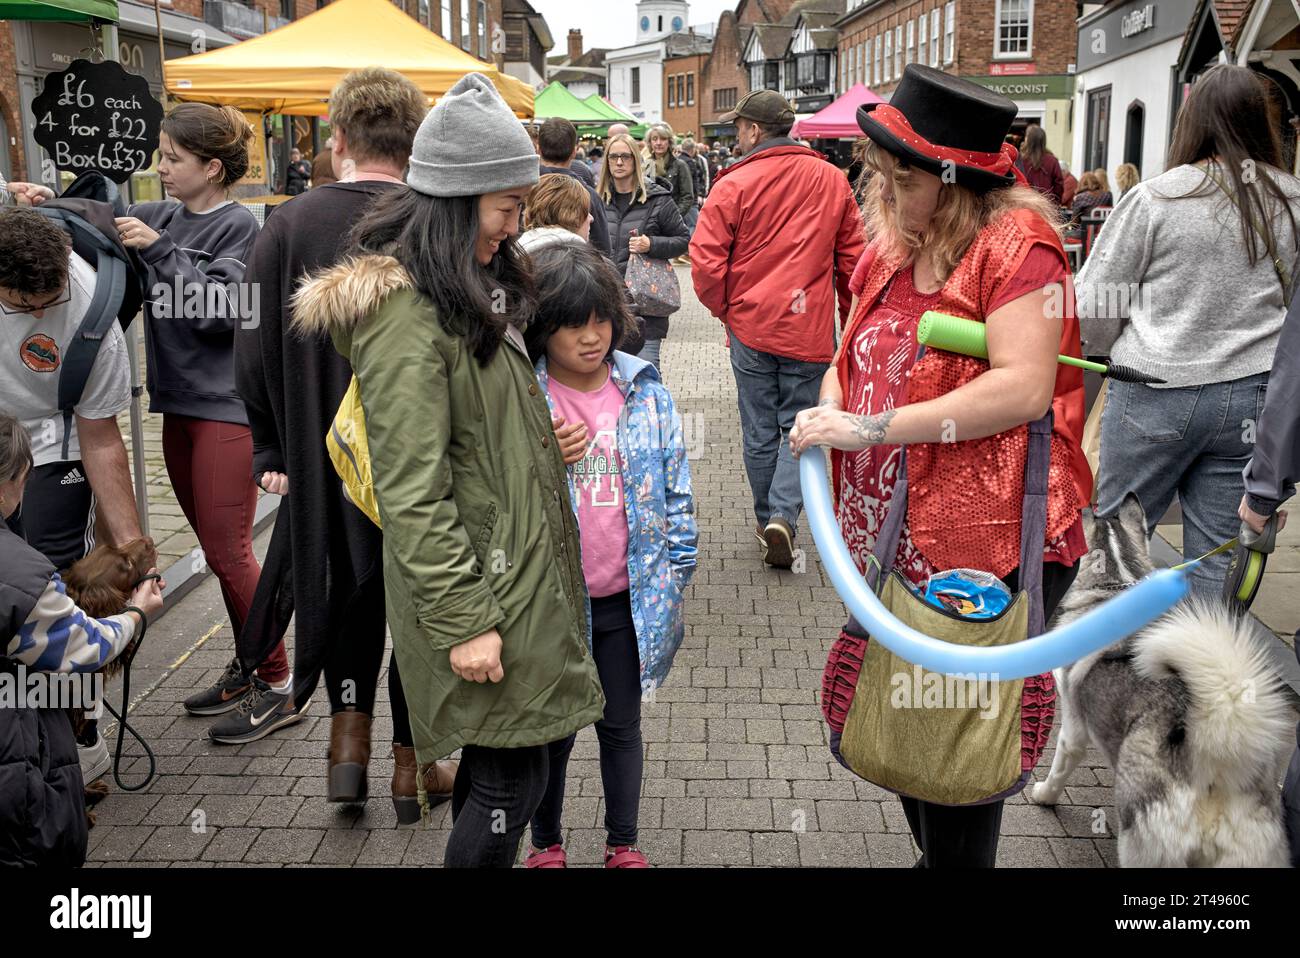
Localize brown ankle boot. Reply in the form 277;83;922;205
393;746;458;824
391;744;420;824
327;709;371;803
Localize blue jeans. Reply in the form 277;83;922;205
729;337;828;534
637;337;661;372
1096;372;1269;597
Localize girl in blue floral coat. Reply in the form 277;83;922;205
521;235;697;868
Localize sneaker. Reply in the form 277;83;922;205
605;845;650;868
207;676;307;745
183;657;252;716
78;731;110;785
525;844;568;868
762;517;795;569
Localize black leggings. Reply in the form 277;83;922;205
445;744;549;868
531;590;643;848
901;560;1078;869
320;576;412;745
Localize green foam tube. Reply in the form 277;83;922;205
917;311;1108;374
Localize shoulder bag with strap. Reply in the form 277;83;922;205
825;399;1053;806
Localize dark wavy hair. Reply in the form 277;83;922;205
523;242;633;365
1167;64;1300;270
0;208;69;297
350;187;537;365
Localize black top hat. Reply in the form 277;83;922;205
857;64;1021;193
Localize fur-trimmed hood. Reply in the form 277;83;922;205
291;253;412;338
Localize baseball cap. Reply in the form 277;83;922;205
720;89;796;125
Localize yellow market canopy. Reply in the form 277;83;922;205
163;0;533;118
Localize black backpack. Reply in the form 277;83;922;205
30;171;147;460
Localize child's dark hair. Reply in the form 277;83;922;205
524;243;633;363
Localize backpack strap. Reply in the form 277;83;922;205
36;208;128;460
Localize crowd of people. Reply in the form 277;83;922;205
1;59;1297;870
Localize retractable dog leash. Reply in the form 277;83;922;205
101;572;161;792
1167;514;1277;612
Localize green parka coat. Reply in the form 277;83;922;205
292;254;605;762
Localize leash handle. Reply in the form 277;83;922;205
1239;513;1280;554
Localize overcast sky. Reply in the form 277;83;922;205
529;0;738;53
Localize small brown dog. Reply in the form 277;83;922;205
63;537;158;817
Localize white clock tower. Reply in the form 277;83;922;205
636;0;689;42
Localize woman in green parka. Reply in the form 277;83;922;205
292;73;605;868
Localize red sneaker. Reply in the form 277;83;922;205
605;845;650;868
525;844;567;868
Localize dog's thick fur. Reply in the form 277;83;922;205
62;537;157;818
1026;497;1293;866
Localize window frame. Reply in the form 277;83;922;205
894;25;902;78
931;9;941;64
441;0;452;41
874;34;882;85
906;19;914;66
476;0;486;58
687;72;694;106
944;2;955;64
917;14;927;67
994;0;1033;59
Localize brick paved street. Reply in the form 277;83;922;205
86;266;1151;868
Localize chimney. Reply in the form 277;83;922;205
568;29;583;62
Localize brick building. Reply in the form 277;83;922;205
698;0;803;144
836;0;1079;157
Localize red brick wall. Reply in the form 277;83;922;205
701;11;748;130
839;0;1077;97
664;53;706;138
0;21;25;180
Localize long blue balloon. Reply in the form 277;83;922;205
799;447;1190;679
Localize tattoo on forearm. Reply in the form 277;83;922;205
850;409;897;446
818;398;840;407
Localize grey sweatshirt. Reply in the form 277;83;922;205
1244;292;1300;514
1076;163;1300;387
130;199;260;424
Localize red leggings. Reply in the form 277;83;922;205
162;414;290;685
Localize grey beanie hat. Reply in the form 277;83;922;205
407;72;539;197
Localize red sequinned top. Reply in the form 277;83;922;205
832;209;1092;586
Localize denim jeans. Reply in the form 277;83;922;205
444;744;548;868
1096;372;1269;597
638;337;662;372
729;336;828;534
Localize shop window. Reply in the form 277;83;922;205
1085;86;1111;173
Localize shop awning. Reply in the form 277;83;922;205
791;83;885;139
576;94;646;138
163;0;533;117
534;82;613;124
0;0;117;21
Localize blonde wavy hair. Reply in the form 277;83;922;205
598;133;649;205
862;140;1064;281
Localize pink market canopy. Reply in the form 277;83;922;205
791;84;886;140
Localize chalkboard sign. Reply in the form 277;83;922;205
30;59;164;184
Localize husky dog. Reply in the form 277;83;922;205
1026;495;1294;867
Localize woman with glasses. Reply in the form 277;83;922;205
598;133;688;373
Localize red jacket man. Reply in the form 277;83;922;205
691;115;864;365
689;90;865;569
